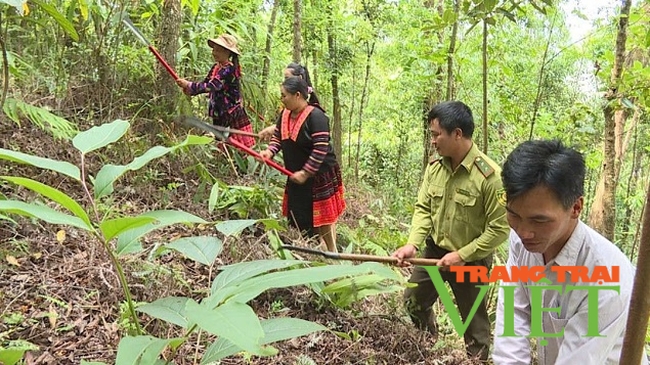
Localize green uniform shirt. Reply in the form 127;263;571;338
407;143;509;262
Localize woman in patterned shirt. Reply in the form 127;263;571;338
176;34;255;147
259;76;346;252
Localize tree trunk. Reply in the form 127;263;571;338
619;178;650;364
446;0;459;100
588;0;631;240
156;0;181;113
528;15;556;140
327;25;342;165
354;41;374;181
347;67;356;169
421;0;445;171
292;0;302;63
481;19;488;154
621;121;640;254
261;0;280;91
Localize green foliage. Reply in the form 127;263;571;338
2;98;77;140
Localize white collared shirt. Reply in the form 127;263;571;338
493;221;648;365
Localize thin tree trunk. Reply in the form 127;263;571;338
589;0;631;240
619;177;650;364
481;19;488;154
327;23;342;165
347;67;356;169
156;0;181;112
446;0;459;100
528;15;556;140
621;122;640;253
292;0;302;63
261;0;280;91
354;41;374;181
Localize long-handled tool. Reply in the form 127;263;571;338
180;115;260;138
176;115;293;177
280;245;440;266
122;15;179;80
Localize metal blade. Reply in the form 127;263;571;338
122;15;150;46
174;115;228;141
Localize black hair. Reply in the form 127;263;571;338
282;76;309;100
286;63;321;107
427;101;474;138
501;140;585;209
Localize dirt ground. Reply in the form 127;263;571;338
0;122;482;364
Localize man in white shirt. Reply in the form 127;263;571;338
493;140;648;365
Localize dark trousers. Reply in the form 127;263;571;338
404;239;492;361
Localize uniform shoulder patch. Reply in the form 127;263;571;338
496;187;507;207
474;156;494;178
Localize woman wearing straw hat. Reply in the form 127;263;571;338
176;34;255;147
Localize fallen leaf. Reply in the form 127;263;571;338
6;255;20;266
49;304;58;329
32;252;43;259
56;230;66;243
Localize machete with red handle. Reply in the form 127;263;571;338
122;15;180;80
176;115;293;177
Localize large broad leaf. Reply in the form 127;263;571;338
225;262;402;305
0;148;80;181
116;210;207;256
94;135;212;198
208;260;306;305
30;0;79;41
1;176;91;228
185;300;274;357
115;336;183;365
166;236;223;266
0;200;90;230
215;219;257;236
73;119;129;154
3;98;77;139
136;297;189;328
0;349;24;365
202;317;327;363
99;215;157;242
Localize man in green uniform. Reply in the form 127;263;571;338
392;101;509;361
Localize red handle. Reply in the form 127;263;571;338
148;45;179;80
225;137;293;177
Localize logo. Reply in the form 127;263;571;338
422;265;620;344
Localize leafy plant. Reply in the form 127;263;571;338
0;119;407;363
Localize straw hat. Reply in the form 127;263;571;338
207;34;240;55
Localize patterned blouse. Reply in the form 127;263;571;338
188;62;242;122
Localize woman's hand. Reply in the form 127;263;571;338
258;150;273;161
176;79;191;95
258;126;276;141
289;170;312;184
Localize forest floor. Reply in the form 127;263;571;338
0;122;483;364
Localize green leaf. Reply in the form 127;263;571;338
185;300;273;357
72;119;130;154
215;219;257;236
0;148;80;181
100;215;157;242
3;98;77;139
208;182;221;212
115;336;182;365
0;349;24;365
622;98;635;109
202;318;326;363
93;134;212;198
1;176;92;228
166;236;223;266
31;0;79;41
209;260;306;304
0;200;90;230
136;297;189;328
116;210;207;256
226;262;400;304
